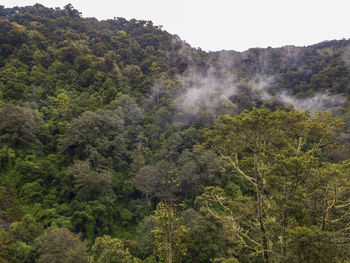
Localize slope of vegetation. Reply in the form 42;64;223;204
0;4;350;263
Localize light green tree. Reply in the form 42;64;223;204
195;186;257;261
153;202;188;263
204;108;344;263
89;235;138;263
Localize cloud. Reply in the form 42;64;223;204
278;91;346;112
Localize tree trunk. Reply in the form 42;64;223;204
254;154;270;263
257;183;270;263
168;233;172;263
168;205;173;263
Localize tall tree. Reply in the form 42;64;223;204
204;108;344;263
153;202;187;263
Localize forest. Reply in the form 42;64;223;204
1;4;350;263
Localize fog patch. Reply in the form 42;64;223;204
278;91;346;112
175;67;238;122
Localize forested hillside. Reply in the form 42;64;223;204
1;4;350;263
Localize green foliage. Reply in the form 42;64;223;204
34;228;88;263
153;202;188;263
0;104;40;149
204;108;347;262
90;235;138;263
0;235;17;263
68;160;115;201
1;4;350;263
9;215;43;243
286;226;337;263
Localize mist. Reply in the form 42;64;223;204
150;40;349;125
176;67;238;117
278;91;347;112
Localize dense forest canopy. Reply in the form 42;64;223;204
1;4;350;263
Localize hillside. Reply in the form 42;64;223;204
0;4;350;263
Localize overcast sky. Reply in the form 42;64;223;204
2;0;350;51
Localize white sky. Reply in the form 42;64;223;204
2;0;350;52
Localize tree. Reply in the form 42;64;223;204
9;215;43;244
60;110;126;169
34;228;88;263
177;148;227;201
286;226;337;263
153;202;187;263
134;161;179;205
0;235;17;263
205;108;344;263
63;4;82;17
133;165;157;206
0;104;39;148
304;161;350;259
68;160;115;201
89;235;137;263
195;186;257;262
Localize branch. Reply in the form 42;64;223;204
219;151;256;185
